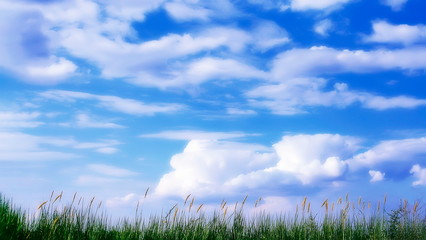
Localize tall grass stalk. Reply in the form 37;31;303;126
0;193;425;240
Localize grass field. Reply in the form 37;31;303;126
1;192;425;240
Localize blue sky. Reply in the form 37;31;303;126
1;0;426;216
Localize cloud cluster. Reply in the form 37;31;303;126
244;45;426;114
154;133;426;199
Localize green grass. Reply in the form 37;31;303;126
1;193;425;240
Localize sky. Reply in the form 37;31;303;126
1;0;426;217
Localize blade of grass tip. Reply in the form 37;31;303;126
222;201;227;210
50;191;55;201
184;194;191;206
144;187;150;199
166;204;178;218
345;193;349;203
242;195;248;207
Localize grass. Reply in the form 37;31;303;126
1;192;425;240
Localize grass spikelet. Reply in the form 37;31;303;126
52;192;63;204
254;197;262;208
196;204;203;213
413;201;419;213
302;197;307;211
37;201;48;210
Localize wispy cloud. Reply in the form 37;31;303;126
140;130;259;141
40;90;185;115
0;111;43;129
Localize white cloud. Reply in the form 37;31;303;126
87;164;137;177
0;131;78;161
96;147;119;155
369;170;385;182
362;95;426;110
74;114;124;129
0;111;43;129
75;175;121;185
164;2;211;21
290;0;352;11
106;193;138;208
314;19;333;36
155;134;359;198
226;108;257;115
248;0;352;11
271;46;426;79
25;57;77;84
250;196;294;214
40;90;185;115
103;0;164;22
247;0;289;11
72;139;120;151
60;26;252;85
252;21;290;51
365;21;426;45
349;137;426;169
155;140;277;198
141;130;258;141
246;78;426;115
272;134;359;184
410;164;426;186
381;0;408;11
0;1;79;84
129;57;266;88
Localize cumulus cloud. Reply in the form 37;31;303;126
155;134;360;198
272;134;358;184
140;130;258;141
410;164;426;186
155;140;277;198
365;21;426;45
40;90;185;115
369;170;385;182
381;0;408;11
